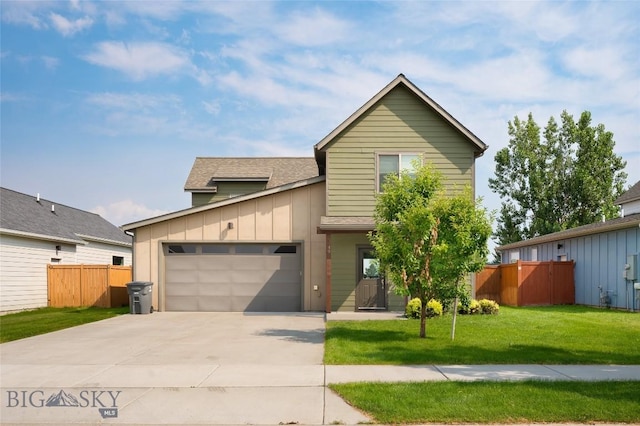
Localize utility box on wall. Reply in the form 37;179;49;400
624;254;638;281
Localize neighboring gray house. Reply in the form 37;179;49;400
0;188;132;312
498;181;640;310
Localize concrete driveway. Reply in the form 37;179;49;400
0;312;368;425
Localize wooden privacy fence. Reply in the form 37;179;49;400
48;265;132;308
475;260;574;306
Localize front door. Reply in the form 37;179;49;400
356;247;386;310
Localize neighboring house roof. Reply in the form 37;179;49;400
0;187;132;246
184;157;319;191
314;74;488;158
615;180;640;205
497;213;640;251
124;175;326;231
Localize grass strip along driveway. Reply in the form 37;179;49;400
0;306;129;343
326;306;640;424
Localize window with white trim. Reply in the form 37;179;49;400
377;153;421;191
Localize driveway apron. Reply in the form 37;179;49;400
0;312;368;425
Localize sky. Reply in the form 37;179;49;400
1;0;639;249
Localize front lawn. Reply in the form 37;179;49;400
331;380;640;424
0;306;129;343
325;305;640;365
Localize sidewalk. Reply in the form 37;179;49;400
326;364;640;383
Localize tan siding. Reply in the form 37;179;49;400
203;210;222;240
325;86;475;217
256;197;274;240
220;205;238;241
130;182;326;312
238;201;257;240
273;193;291;240
186;215;204;240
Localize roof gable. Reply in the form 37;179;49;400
615;180;640;205
314;74;488;155
184;157;319;191
0;188;131;246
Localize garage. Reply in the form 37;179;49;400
164;243;302;312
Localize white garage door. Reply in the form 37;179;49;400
164;243;301;312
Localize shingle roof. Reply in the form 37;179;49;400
0;187;132;246
184;157;319;191
497;213;640;251
615;180;640;205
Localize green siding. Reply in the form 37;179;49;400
191;182;267;206
330;233;404;312
325;85;476;217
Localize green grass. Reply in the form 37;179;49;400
325;306;640;365
330;380;640;424
0;306;130;343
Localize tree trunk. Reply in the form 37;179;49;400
420;298;427;338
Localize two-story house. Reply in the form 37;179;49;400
122;74;488;312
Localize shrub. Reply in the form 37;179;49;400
478;299;500;315
405;298;422;319
426;299;443;317
469;299;481;314
457;288;473;314
405;298;444;319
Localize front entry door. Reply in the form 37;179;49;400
356;247;386;310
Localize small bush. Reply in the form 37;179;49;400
405;298;422;319
469;299;481;314
405;298;444;318
426;299;443;317
478;299;500;315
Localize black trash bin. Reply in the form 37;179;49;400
126;281;154;314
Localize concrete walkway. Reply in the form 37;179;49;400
1;312;639;425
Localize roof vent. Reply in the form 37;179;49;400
36;193;41;203
51;204;55;213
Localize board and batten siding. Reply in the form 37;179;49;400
132;182;326;312
325;85;476;217
330;233;405;312
503;226;640;309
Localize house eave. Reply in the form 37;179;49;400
0;228;85;245
497;215;640;252
123;175;326;231
75;234;132;248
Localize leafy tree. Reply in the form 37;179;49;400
489;111;627;246
369;164;491;338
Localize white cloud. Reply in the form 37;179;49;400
83;41;190;80
92;199;170;226
1;1;49;30
85;92;181;111
277;8;352;46
202;100;220;115
563;47;628;79
49;12;93;36
41;55;59;70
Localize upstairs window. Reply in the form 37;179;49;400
378;153;421;191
